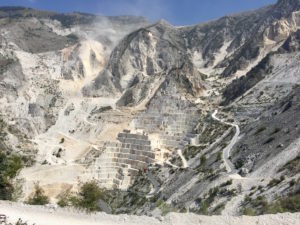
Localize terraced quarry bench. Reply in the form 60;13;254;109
133;85;200;150
89;83;200;189
90;132;155;189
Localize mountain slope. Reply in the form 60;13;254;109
0;0;299;218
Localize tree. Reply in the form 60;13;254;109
0;151;23;200
77;180;103;211
26;183;49;205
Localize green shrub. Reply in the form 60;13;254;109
184;145;205;160
268;178;281;187
221;180;233;187
5;155;23;178
249;196;268;213
0;177;14;200
57;190;72;207
241;192;300;216
255;126;266;135
26;184;49;205
217;151;222;161
276;193;300;213
278;156;300;176
157;199;164;207
244;195;252;202
243;207;256;216
59;138;65;144
272;127;281;134
156;199;178;215
264;137;275;145
274;194;299;213
257;185;264;191
57;197;68;207
200;155;207;166
159;201;176;215
250;186;256;191
196;187;219;215
200;201;208;215
12;179;24;201
212;202;225;215
290;179;296;187
208;187;219;199
0;151;23;200
75;180;103;211
235;159;244;169
15;218;31;225
180;207;187;213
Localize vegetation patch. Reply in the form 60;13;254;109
195;185;236;215
263;136;275;145
271;127;281;135
267;176;284;188
212;202;226;215
157;199;178;216
278;156;300;176
255;126;266;135
26;184;49;205
169;155;182;167
216;151;222;161
75;181;103;211
57;181;104;212
200;155;207;166
183;145;205;160
220;179;233;187
241;185;300;215
197;119;231;145
82;172;153;214
235;159;244;169
0;151;23;200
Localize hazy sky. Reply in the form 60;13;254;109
0;0;277;25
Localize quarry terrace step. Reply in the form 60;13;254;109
91;131;156;189
104;147;154;154
101;150;155;159
96;157;154;166
117;133;148;140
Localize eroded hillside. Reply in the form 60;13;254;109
0;0;300;217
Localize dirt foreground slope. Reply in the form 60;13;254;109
0;201;299;225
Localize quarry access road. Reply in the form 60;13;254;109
212;110;240;174
177;149;188;168
84;115;97;126
146;170;161;197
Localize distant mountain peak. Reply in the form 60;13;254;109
276;0;300;9
0;6;29;11
156;19;173;27
278;0;300;4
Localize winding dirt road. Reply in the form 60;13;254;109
177;149;188;168
212;110;240;174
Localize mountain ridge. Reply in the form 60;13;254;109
0;0;299;218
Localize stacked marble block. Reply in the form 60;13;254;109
93;132;155;189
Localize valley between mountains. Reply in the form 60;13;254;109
0;0;300;222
